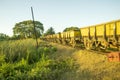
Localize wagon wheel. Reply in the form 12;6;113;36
58;39;62;44
53;39;56;43
70;38;76;48
118;46;120;51
62;39;67;45
95;41;107;51
94;41;101;51
72;40;76;48
84;39;93;50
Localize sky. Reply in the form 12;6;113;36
0;0;120;36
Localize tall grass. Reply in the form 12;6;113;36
0;39;36;63
0;39;74;80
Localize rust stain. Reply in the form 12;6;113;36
107;52;120;62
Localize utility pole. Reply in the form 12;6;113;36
31;7;38;49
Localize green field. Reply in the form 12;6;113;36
0;39;120;80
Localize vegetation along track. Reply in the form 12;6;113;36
44;40;120;80
46;40;116;56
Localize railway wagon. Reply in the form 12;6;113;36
46;35;53;42
69;30;81;47
55;33;61;43
60;30;81;47
80;27;91;49
51;34;56;42
61;32;67;44
80;19;120;50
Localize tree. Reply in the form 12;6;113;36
13;20;44;39
0;33;9;41
44;27;55;35
63;26;79;32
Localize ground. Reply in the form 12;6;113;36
49;42;120;80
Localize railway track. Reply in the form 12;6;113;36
42;40;120;62
46;41;109;54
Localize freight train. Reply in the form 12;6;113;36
42;19;120;50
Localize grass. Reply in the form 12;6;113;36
0;39;120;80
72;50;120;80
48;43;120;80
0;39;74;80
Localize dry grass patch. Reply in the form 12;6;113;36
49;42;76;60
47;42;120;80
71;50;120;80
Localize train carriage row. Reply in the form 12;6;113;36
42;19;120;50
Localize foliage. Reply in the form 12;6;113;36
0;39;56;63
46;43;120;80
13;20;44;39
63;26;79;32
0;39;75;80
0;33;9;41
1;39;119;80
44;27;55;36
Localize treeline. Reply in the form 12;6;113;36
0;20;56;40
0;33;9;41
0;20;79;40
63;26;79;32
13;20;44;39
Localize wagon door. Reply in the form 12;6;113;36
106;23;114;37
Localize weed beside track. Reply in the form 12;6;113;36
0;39;120;80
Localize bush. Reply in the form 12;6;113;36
0;39;72;80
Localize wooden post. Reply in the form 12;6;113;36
31;7;38;49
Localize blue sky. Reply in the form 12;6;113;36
0;0;120;36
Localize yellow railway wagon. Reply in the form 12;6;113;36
106;20;120;36
95;20;120;37
46;35;52;40
52;34;57;38
64;31;70;38
90;26;95;37
47;35;51;39
96;24;104;36
69;30;81;38
56;33;61;38
82;20;120;37
116;20;120;35
106;22;115;36
50;35;53;38
61;32;66;38
80;27;89;37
